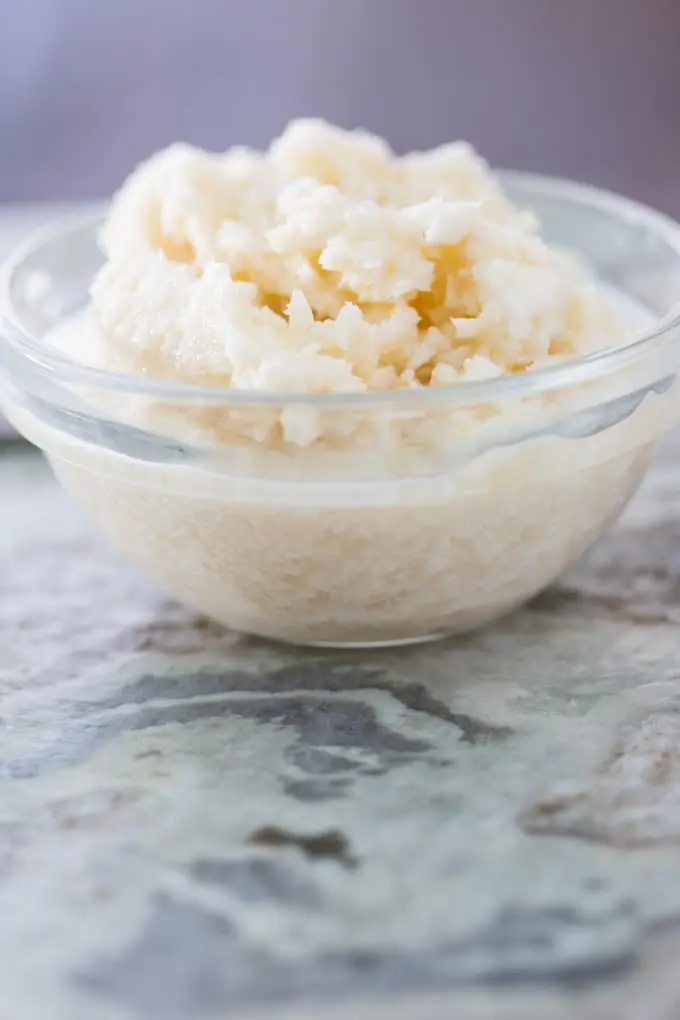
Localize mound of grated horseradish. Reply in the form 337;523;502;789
60;120;627;436
30;120;661;645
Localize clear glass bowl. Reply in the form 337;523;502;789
2;173;680;648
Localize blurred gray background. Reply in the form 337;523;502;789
0;0;679;213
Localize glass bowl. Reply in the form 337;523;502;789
2;173;680;648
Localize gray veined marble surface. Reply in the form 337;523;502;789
5;434;680;1020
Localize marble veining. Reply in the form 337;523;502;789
4;438;680;1019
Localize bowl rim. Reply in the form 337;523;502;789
2;170;680;409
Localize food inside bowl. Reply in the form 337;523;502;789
2;121;679;646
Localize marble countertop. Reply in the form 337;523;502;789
3;435;680;1020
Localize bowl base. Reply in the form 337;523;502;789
282;630;452;650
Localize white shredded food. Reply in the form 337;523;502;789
86;119;621;404
17;120;664;646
